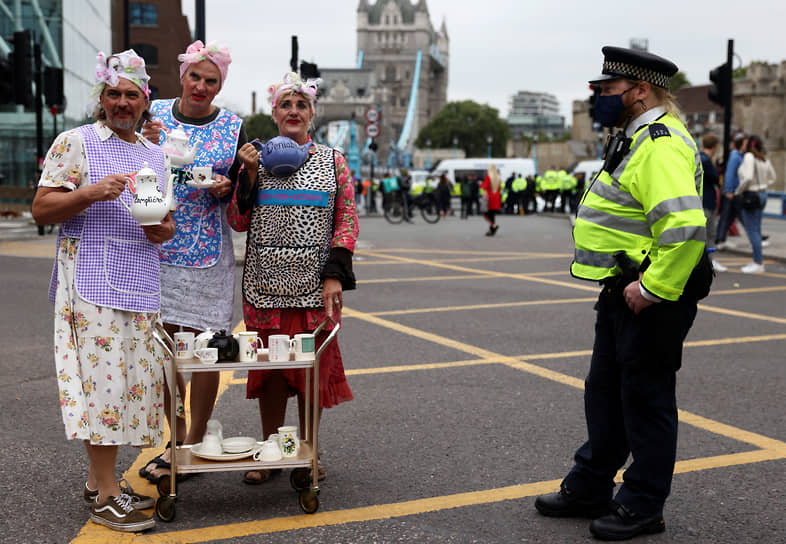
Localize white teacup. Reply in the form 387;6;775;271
200;433;223;456
293;333;316;361
191;166;213;184
194;347;218;364
268;335;293;362
253;440;283;462
174;332;195;360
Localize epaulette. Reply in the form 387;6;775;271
648;123;670;140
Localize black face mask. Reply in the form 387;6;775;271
592;85;636;127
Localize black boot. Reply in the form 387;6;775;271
589;502;665;541
534;485;610;518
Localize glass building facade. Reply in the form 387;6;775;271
0;0;110;207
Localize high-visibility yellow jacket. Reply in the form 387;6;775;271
571;113;706;301
512;176;527;192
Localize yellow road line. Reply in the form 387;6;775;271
359;273;496;284
73;444;786;543
367;297;596;316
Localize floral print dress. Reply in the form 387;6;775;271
42;124;168;446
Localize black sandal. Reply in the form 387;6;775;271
138;441;182;481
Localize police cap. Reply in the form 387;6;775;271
589;46;678;89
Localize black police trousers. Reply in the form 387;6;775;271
562;286;698;515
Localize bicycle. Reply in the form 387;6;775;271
383;190;440;224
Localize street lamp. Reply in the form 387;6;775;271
426;138;431;170
452;136;458;159
486;134;493;158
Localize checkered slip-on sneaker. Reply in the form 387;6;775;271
84;480;155;510
90;493;155;532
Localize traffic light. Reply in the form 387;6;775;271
44;66;64;107
0;56;13;103
12;30;33;107
300;61;320;79
708;62;731;108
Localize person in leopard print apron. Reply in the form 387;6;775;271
229;72;358;485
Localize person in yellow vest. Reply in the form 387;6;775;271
542;167;559;212
534;46;710;541
557;169;574;213
511;173;527;215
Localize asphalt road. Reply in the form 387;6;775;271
1;211;784;544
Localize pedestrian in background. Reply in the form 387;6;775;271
436;173;452;218
480;163;501;236
535;46;709;541
700;133;726;272
715;132;746;250
33;49;174;533
736;134;776;273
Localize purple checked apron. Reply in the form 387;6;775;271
150;99;242;268
49;124;167;313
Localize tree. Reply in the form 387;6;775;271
244;112;278;142
669;71;691;93
415;100;511;157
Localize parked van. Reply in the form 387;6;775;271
570;159;603;182
431;158;536;186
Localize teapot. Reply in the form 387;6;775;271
121;162;174;225
161;125;203;168
194;330;214;351
251;136;312;177
207;329;239;362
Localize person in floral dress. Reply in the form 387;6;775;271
230;72;358;484
32;50;174;532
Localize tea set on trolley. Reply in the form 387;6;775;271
128;126;334;520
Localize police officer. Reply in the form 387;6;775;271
534;46;708;541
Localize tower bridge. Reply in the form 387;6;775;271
315;0;448;171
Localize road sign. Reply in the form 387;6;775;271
365;123;380;138
365;107;381;123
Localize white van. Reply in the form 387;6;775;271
570;159;603;182
431;158;536;185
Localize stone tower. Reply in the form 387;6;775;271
355;0;448;164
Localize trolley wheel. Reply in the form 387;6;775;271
155;495;176;522
156;474;171;497
298;488;320;514
290;467;310;491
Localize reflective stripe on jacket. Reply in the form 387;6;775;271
571;113;706;301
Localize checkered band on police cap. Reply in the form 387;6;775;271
590;46;679;89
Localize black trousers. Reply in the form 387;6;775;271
563;287;697;515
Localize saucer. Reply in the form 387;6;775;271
191;441;260;461
186;178;216;189
221;436;257;454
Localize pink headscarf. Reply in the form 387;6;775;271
178;40;231;84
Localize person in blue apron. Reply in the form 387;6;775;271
229;72;359;485
139;40;247;484
33;49;174;533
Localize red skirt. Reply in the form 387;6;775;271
245;309;354;409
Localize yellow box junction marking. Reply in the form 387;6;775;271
72;249;786;543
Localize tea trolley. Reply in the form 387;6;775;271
151;318;339;521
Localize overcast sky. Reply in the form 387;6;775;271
180;0;786;123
